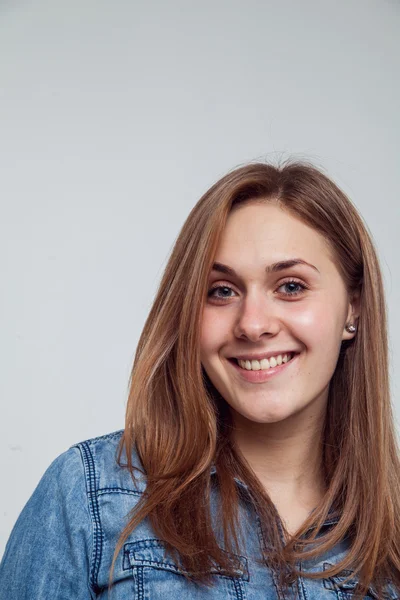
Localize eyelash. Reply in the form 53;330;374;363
207;278;309;302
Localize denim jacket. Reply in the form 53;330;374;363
0;430;398;599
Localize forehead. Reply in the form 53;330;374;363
215;201;333;266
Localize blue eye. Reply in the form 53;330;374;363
278;280;308;296
207;285;235;300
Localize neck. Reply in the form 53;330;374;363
231;399;327;500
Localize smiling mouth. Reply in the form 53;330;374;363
229;352;299;371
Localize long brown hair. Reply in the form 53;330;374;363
110;161;400;598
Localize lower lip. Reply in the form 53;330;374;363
228;354;299;382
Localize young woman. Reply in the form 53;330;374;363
1;161;399;599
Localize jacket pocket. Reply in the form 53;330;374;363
322;562;399;599
123;538;248;599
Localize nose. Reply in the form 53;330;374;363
233;292;281;342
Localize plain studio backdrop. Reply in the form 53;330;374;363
0;0;399;558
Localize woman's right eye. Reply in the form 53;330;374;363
207;285;236;301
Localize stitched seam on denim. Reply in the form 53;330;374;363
130;555;183;572
135;566;144;600
97;487;142;496
127;556;246;579
85;430;124;444
255;511;268;551
294;578;303;600
124;540;248;581
271;568;286;600
79;441;104;592
298;574;309;600
71;430;124;450
232;576;245;600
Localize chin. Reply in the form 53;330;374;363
234;405;295;424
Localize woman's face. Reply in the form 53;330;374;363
200;201;359;426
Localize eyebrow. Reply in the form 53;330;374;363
211;258;320;277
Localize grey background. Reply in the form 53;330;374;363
1;0;399;557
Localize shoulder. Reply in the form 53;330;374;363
0;429;147;598
70;428;147;494
19;429;146;516
70;427;124;462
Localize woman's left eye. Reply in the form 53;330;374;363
277;279;308;296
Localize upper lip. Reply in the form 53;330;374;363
231;350;299;361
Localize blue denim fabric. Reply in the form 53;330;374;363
0;430;398;599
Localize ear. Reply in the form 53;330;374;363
342;287;361;341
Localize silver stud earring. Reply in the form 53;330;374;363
345;323;356;333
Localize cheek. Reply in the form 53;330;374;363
200;309;229;358
289;302;325;327
289;302;345;350
293;302;346;372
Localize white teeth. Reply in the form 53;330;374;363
237;353;293;371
